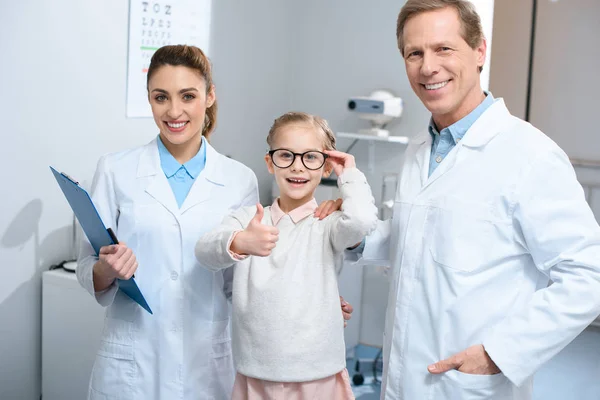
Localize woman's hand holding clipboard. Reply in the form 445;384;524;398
92;228;139;292
50;166;152;314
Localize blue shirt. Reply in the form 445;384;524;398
157;135;207;208
428;93;496;176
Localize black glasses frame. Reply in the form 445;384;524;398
268;149;329;170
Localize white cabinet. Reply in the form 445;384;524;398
42;269;104;400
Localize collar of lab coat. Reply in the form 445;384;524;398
136;137;226;186
411;99;511;149
135;137;227;215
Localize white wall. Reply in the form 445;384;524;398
209;0;292;203
0;2;155;398
0;0;290;398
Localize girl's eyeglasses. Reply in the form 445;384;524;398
268;149;329;170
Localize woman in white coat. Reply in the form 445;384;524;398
77;45;350;400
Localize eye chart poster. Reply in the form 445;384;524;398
126;0;212;118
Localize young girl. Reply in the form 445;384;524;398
195;112;378;399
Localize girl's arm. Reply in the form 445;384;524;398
222;170;259;300
195;208;250;271
324;150;379;253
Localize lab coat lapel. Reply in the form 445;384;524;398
419;100;510;192
421;143;460;191
180;140;225;214
137;138;180;217
459;99;511;149
412;130;433;190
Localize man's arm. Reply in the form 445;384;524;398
482;149;600;385
345;219;392;265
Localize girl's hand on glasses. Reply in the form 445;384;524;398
323;150;356;176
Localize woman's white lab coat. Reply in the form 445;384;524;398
356;100;600;400
77;137;258;400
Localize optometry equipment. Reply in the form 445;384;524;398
347;90;403;137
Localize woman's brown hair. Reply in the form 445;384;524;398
147;45;218;138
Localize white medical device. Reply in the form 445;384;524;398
347;90;403;137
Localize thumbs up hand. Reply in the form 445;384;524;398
230;204;279;257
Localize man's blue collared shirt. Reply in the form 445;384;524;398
428;93;496;176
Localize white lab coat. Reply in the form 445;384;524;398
77;137;259;400
354;99;600;400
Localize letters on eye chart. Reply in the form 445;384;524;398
140;2;173;49
126;0;213;118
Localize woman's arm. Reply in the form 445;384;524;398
76;155;127;306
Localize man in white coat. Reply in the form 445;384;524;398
350;1;600;399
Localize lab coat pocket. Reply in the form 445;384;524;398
431;370;513;400
90;318;135;399
434;370;511;400
209;319;234;398
430;206;496;272
444;369;506;389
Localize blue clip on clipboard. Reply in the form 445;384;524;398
50;166;152;314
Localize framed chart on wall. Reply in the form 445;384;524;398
126;0;212;118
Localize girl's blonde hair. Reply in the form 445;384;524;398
267;112;336;150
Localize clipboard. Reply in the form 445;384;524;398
50;166;152;314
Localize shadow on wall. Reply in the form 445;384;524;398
1;198;72;273
2;199;43;249
0;198;72;399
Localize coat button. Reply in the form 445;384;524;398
170;271;179;280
